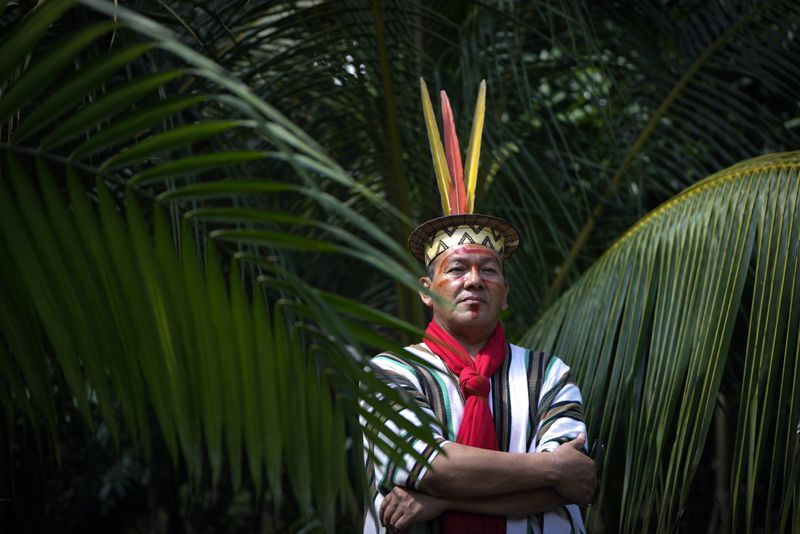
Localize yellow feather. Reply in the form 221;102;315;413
464;79;486;213
419;78;451;215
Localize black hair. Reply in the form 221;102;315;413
424;260;435;278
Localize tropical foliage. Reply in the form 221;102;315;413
522;153;800;532
0;1;430;530
1;0;799;532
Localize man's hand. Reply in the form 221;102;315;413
380;486;446;532
550;433;596;506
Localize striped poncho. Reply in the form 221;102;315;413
362;342;587;534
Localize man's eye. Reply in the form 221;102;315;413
448;267;464;273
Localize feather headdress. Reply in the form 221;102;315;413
409;79;520;266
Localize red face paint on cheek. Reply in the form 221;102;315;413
435;256;448;279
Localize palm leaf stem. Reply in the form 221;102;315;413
368;0;422;330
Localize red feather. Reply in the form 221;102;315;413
440;91;466;214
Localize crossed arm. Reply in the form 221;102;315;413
379;437;595;531
365;353;595;532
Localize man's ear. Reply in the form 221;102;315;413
419;276;434;308
502;280;510;311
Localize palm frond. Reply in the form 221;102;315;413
535;0;800;306
0;1;439;528
521;152;800;533
3;0;800;529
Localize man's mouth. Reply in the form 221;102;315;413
458;296;485;304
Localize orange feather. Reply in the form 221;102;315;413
440;91;466;214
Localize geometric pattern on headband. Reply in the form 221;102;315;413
408;213;521;266
423;224;506;266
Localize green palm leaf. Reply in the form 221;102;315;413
521;152;800;533
144;0;800;337
0;1;436;529
538;1;800;306
3;0;800;530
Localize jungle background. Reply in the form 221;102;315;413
1;0;799;532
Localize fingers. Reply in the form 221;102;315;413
580;460;597;506
567;432;586;449
379;493;395;528
581;481;594;506
383;500;400;530
381;487;408;528
570;478;593;507
588;466;598;505
394;513;411;532
384;487;416;532
552;434;597;506
379;495;387;526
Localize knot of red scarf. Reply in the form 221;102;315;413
459;367;489;398
424;320;507;534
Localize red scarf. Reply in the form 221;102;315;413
424;320;507;534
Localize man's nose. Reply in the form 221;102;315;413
463;266;484;288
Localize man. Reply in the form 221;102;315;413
361;80;596;533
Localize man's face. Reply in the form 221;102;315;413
420;244;509;336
